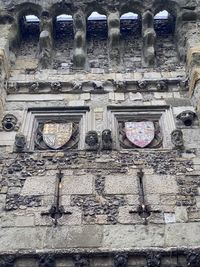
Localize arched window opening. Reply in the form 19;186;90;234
87;12;107;38
53;14;74;70
87;12;108;70
20;15;40;41
120;12;142;71
154;10;180;70
154;10;175;36
54;14;73;40
120;12;141;37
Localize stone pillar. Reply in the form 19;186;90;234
185;22;200;115
73;10;87;69
39;14;53;69
107;11;121;67
142;10;156;67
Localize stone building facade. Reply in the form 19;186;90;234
0;0;200;266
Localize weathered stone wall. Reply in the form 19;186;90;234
0;0;200;266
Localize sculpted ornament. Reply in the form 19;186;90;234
51;82;62;92
177;110;197;126
102;129;113;150
171;129;184;149
2;114;18;131
15;133;26;152
85;130;99;151
35;122;79;151
114;254;128;267
30;82;39;93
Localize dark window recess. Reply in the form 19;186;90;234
87;14;108;39
120;15;141;38
154;12;176;37
20;15;40;41
54;15;74;41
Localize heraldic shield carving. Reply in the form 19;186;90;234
35;122;79;150
119;121;162;149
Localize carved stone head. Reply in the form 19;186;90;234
171;129;184;148
2;114;18;131
15;133;26;151
177;110;197;126
85;131;99;147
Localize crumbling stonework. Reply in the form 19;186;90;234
0;0;200;266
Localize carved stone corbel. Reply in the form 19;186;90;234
15;132;26;152
171;129;184;149
2;114;18;131
176;110;197;126
85;130;100;151
102;129;113;150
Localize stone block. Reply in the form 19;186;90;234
175;206;188;222
103;225;165;248
164;212;176;224
15;215;35;227
15;258;37;267
59;207;82;225
129;92;143;101
160;195;176;206
0;227;47;251
80;93;91;100
108;92;115;101
62;175;94;195
165;222;200;247
144;175;178;194
105;175;138;194
45;225;103;248
68;100;85;106
115;93;125;101
118;206;143;224
21;176;56;196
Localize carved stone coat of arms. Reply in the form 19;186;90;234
35;122;79;150
119;121;162;149
43;123;73;149
125;121;155;148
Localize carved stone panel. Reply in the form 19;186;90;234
119;121;162;149
35;121;79;151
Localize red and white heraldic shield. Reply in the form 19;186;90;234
125;121;155;148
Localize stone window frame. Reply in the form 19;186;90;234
107;105;176;150
21;107;90;151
